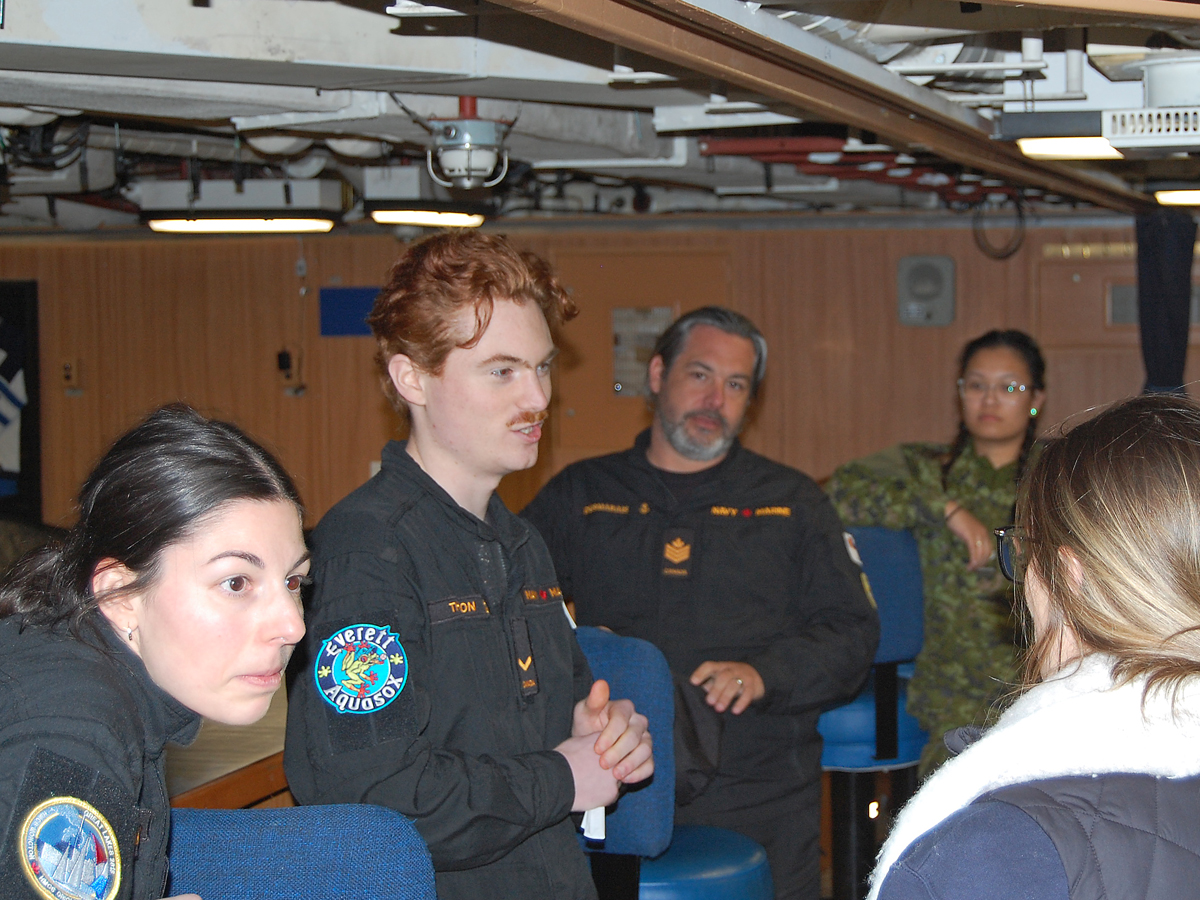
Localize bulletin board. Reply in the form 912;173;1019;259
0;281;41;523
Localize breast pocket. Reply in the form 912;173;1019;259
427;594;516;751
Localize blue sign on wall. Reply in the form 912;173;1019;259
320;286;380;336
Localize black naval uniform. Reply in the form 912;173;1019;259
523;431;879;900
285;440;597;900
0;614;201;900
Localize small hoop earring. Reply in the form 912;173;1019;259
126;626;135;642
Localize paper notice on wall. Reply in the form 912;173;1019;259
0;360;24;474
612;306;674;397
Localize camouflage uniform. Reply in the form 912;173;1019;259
826;442;1026;777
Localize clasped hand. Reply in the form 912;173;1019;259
556;679;654;811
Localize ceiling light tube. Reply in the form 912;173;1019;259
370;209;486;228
365;200;491;228
146;217;336;234
1016;137;1124;160
1155;190;1200;207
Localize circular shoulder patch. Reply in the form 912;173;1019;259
315;623;408;715
20;796;122;900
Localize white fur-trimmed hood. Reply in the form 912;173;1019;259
868;654;1200;899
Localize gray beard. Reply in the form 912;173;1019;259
658;409;737;462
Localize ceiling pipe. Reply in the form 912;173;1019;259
1021;31;1044;65
979;0;1200;23
488;0;1153;212
532;135;689;169
1065;28;1085;95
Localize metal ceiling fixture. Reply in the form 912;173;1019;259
394;95;514;191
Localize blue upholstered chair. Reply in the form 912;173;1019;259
575;625;772;900
168;804;437;899
817;526;927;900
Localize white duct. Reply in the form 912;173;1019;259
1141;55;1200;107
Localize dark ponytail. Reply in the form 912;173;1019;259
0;404;302;637
941;329;1046;488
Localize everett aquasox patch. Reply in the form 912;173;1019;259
315;623;408;715
19;796;121;900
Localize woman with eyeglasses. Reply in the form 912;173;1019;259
0;405;308;900
869;393;1200;900
827;330;1046;776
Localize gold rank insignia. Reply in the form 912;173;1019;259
661;528;695;577
664;538;691;564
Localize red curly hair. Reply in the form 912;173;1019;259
367;231;577;412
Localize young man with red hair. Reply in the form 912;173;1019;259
285;232;652;900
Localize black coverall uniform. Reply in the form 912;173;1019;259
0;614;201;900
523;431;879;900
285;440;597;900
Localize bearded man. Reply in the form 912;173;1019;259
523;306;878;900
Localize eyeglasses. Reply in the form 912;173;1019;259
994;526;1028;583
958;378;1030;404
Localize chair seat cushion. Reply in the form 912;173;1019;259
168;804;436;899
818;690;927;771
639;825;773;900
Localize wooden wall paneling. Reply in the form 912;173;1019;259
1035;236;1197;427
23;241;120;524
298;234;403;523
1030;227;1140;428
550;248;730;448
492;233;734;510
1041;349;1146;425
2;221;1158;528
11;234;404;526
41;239;303;524
37;243;111;523
723;231;779;463
738;226;1043;481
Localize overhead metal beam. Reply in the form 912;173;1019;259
488;0;1155;213
981;0;1200;24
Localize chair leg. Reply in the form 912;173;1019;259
829;771;877;900
888;766;919;819
590;852;641;900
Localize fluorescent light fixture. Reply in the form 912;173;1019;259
369;209;485;228
1155;190;1200;206
133;179;343;234
365;199;491;229
147;217;335;234
1016;137;1124;160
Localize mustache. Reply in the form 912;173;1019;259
508;410;549;428
682;409;730;433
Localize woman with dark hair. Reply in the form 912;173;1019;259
870;393;1200;900
0;404;308;900
827;330;1046;775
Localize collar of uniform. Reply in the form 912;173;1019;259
950;439;1021;484
380;439;531;552
90;611;203;749
629;428;743;499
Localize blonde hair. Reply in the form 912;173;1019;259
1017;393;1200;699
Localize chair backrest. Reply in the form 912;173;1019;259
168;804;436;899
574;625;675;858
847;526;924;664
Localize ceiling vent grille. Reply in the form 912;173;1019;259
1103;107;1200;152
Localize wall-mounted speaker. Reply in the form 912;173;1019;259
897;255;955;327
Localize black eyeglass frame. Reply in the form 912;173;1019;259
994;525;1026;584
